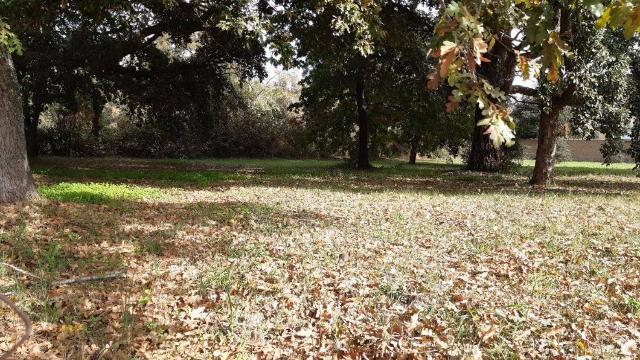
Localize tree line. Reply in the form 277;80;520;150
1;0;640;202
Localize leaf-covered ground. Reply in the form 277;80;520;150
1;157;639;359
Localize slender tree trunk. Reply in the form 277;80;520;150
409;140;417;165
91;90;104;140
24;101;42;158
530;99;563;185
466;34;516;172
355;79;370;170
0;49;38;203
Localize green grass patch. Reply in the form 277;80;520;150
33;167;244;184
39;183;163;205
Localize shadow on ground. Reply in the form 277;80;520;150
31;157;640;197
0;197;334;358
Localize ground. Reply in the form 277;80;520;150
1;157;639;359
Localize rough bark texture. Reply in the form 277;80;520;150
530;89;575;185
0;49;38;203
409;144;417;165
467;34;517;172
355;79;370;170
530;3;575;186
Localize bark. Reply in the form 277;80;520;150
354;79;370;170
409;143;417;165
531;95;572;185
466;34;517;172
468;107;502;172
0;49;38;203
24;100;42;158
530;3;575;186
91;92;105;140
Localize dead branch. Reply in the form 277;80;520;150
0;262;40;280
0;293;32;360
1;262;126;287
52;272;126;287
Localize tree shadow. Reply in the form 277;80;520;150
31;157;640;197
0;198;334;358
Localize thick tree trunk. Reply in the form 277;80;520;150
468;107;501;172
355;79;370;170
466;34;516;172
530;99;563;185
0;49;38;203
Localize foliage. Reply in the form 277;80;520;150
428;0;640;150
33;71;306;158
555;138;573;162
511;96;540;139
631;119;640;173
0;20;21;54
3;0;267;156
268;1;472;164
629;48;640;173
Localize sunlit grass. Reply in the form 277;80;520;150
39;182;163;204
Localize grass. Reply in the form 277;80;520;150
39;182;163;205
1;157;639;359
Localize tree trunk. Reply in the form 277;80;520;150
468;107;501;172
91;89;105;139
530;100;563;185
0;49;38;203
466;33;516;172
354;79;370;170
24;100;42;158
409;141;417;165
530;3;575;186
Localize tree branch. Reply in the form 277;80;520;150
510;85;539;97
0;294;31;360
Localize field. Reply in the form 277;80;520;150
1;157;639;359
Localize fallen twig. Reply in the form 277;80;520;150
0;293;32;360
1;262;126;286
0;262;40;280
52;271;126;286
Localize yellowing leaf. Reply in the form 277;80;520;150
472;38;488;65
518;55;530;80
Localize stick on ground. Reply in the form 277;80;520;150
52;271;126;286
0;293;32;360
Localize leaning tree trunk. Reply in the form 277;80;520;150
467;34;517;172
530;98;564;185
530;4;575;186
0;49;38;203
354;79;371;170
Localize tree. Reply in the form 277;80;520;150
428;0;640;184
268;0;462;168
0;21;37;203
5;0;266;158
629;46;640;173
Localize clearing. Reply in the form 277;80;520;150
1;157;639;359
